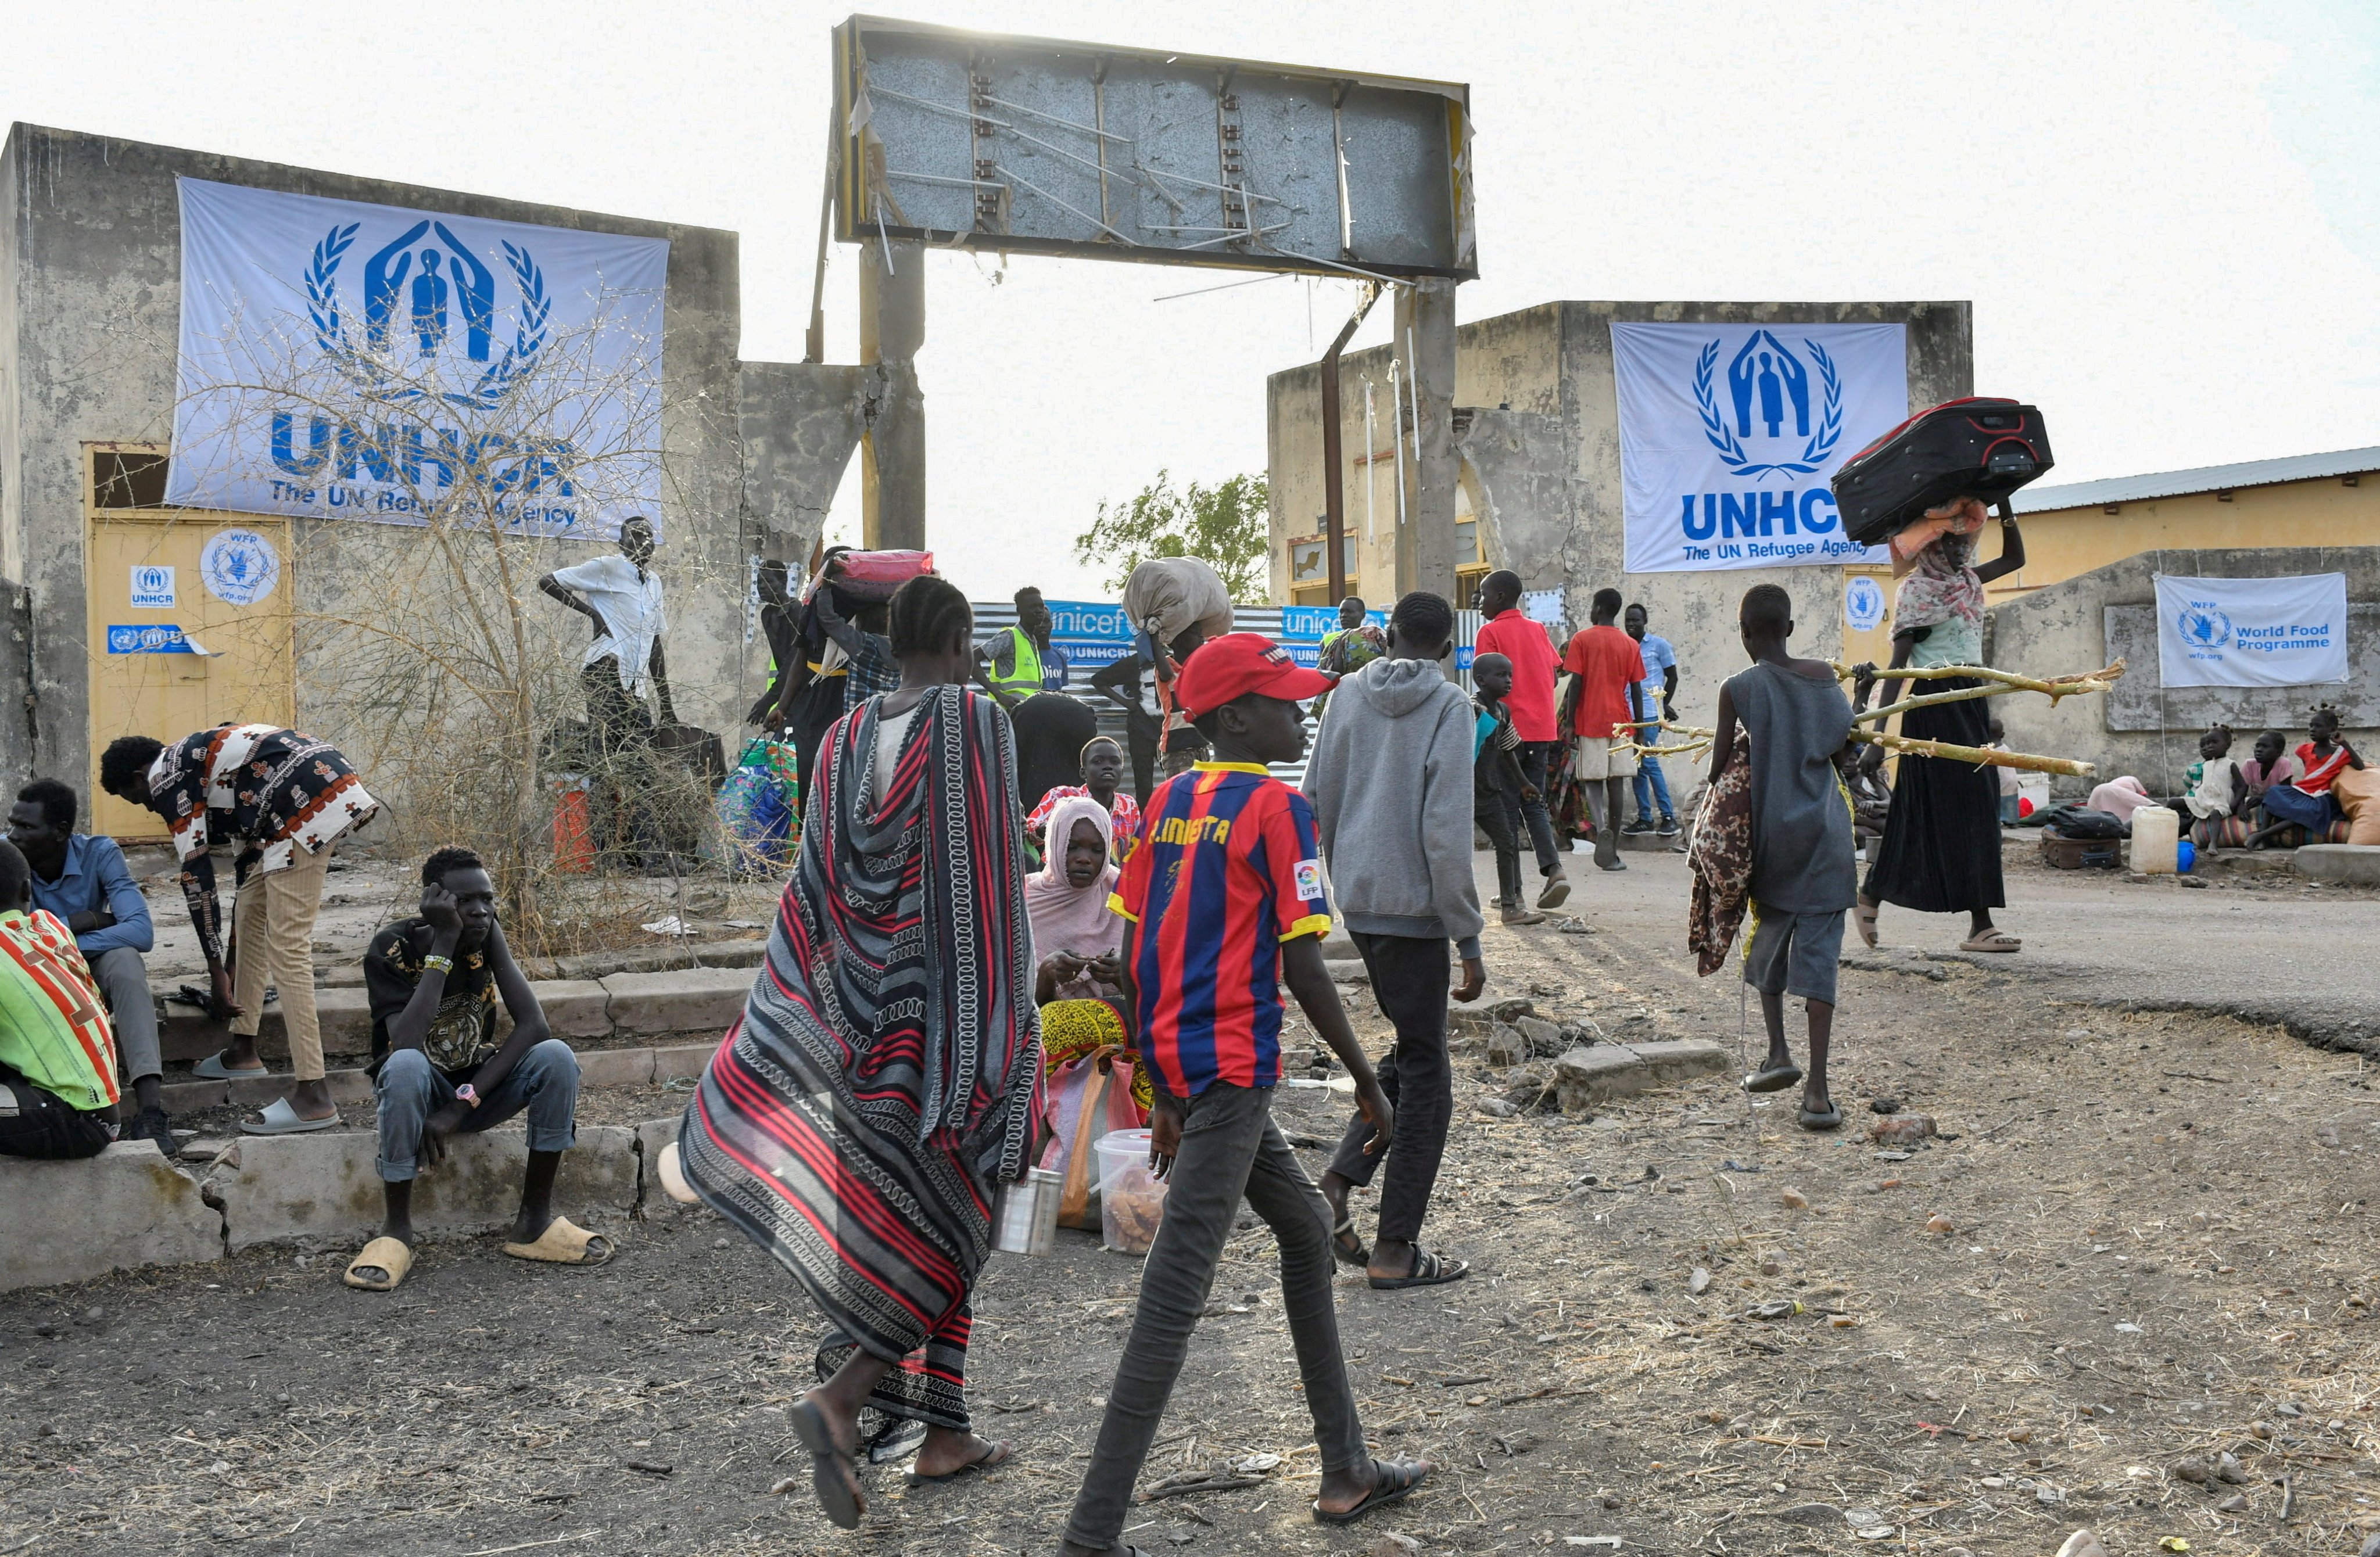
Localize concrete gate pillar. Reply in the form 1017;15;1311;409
1395;277;1460;603
860;239;926;550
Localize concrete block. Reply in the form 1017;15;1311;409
221;1067;374;1110
635;1114;683;1211
214;1124;640;1251
600;967;752;1036
575;1046;657;1088
653;1042;718;1082
2295;844;2380;886
0;1141;222;1293
161;985;375;1064
536;979;614;1039
1550;1039;1727;1113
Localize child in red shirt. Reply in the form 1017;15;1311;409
1058;634;1430;1555
1560;586;1648;871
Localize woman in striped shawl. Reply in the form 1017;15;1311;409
677;576;1041;1527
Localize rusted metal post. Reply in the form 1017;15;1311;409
1319;282;1382;603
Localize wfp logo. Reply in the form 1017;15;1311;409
1693;331;1844;479
2177;602;2233;652
306;218;550;409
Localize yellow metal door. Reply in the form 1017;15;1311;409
1840;565;1895;669
85;513;295;839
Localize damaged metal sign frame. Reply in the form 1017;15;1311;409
831;14;1477;283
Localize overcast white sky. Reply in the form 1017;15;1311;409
6;0;2377;598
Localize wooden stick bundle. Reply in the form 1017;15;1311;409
1848;727;2095;777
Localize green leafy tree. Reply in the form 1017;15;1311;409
1073;470;1271;602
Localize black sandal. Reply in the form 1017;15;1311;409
1369;1248;1469;1291
1313;1455;1431;1525
1742;1061;1802;1095
1330;1213;1371;1268
1797;1103;1843;1132
789;1398;866;1529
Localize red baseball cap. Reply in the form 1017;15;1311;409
1174;633;1334;717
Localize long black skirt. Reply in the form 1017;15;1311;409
1863;679;2004;914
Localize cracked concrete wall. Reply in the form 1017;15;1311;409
0;123;763;802
1987;545;2380;797
1272;300;1972;740
737;360;867;559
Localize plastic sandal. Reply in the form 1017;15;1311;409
1313;1455;1430;1525
789;1398;866;1529
1369;1248;1470;1291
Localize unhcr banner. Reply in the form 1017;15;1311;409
167;178;669;540
1610;322;1906;574
2155;573;2350;688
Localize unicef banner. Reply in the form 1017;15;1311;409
1610;322;1907;573
167;178;669;540
2155;573;2350;688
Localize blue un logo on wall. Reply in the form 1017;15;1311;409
1692;330;1845;479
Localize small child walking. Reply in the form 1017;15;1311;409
1705;584;1858;1131
1471;651;1543;926
1056;634;1431;1556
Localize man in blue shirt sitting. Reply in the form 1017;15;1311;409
6;779;169;1151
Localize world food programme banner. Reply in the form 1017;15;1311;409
2155;573;2350;688
1610;322;1907;573
167;178;669;539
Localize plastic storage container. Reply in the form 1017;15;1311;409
1094;1128;1169;1254
2131;804;2179;874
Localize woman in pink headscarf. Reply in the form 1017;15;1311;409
1027;795;1126;1006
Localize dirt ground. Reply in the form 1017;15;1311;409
6;849;2379;1557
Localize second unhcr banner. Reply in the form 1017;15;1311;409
1610;321;1908;574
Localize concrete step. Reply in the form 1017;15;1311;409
155;1038;725;1116
1549;1039;1729;1113
155;967;757;1071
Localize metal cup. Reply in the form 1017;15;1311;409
992;1167;1063;1256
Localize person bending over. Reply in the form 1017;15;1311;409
9;779;167;1153
99;725;378;1135
345;848;599;1292
1711;586;1858;1131
1057;633;1429;1556
0;841;123;1160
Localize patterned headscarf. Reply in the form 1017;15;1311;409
1893;527;1984;634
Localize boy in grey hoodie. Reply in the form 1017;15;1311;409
1303;591;1486;1291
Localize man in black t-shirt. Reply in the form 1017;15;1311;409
344;847;601;1291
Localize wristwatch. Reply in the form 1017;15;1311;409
454;1083;480;1109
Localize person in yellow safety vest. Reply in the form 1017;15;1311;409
977;586;1056;711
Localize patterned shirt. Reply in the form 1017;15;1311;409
363;919;501;1076
0;909;119;1111
1110;763;1332;1098
1027;785;1143;857
148;724;378;878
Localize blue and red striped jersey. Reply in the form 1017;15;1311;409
1110;762;1332;1098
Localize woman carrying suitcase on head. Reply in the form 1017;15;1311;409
1847;496;2027;953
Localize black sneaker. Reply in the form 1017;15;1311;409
126;1105;177;1157
1621;819;1655;835
1657;817;1681;837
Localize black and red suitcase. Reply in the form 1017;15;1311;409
1830;397;2054;547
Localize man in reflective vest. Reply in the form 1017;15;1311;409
978;586;1056;711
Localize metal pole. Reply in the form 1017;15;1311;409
1318;282;1382;605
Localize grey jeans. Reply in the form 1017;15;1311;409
1063;1082;1367;1550
375;1039;580;1182
88;946;160;1085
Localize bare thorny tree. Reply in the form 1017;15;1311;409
162;262;743;955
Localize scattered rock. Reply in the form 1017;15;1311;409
1758;1258;1782;1276
1514;1016;1567;1058
2035;1483;2065;1505
1369;1534;1422;1556
2248;1420;2272;1439
1555;917;1594;934
1781;1188;1809;1210
1775;1502;1841;1526
2359;1534;2380;1557
2054;1533;2111;1557
2171;1457;2212;1486
1746;1300;1801;1321
1926;1214;1956;1234
1485;1025;1529;1066
1478;1097;1520;1118
1687;1267;1711;1295
2213;1452;2248;1485
1869;1114;1939;1147
1844;1506;1884;1526
2274;1402;2302;1418
2215;1494;2246;1513
1528;981;1565;998
2006;1427;2033;1444
1870;1096;1901;1114
1487;997;1538;1024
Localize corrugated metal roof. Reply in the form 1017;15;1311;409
2011;445;2380;514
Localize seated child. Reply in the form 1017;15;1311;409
1027;735;1142;859
2249;705;2365;848
2168;724;2245;849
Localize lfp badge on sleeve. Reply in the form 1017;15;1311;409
200;529;280;606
